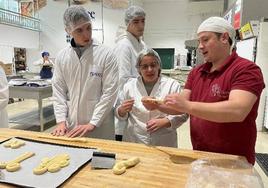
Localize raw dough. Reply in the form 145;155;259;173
0;152;35;172
112;161;126;175
6;162;20;172
113;157;140;175
3;139;25;149
33;153;70;175
38;135;87;143
123;157;140;168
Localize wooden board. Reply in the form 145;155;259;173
0;128;247;188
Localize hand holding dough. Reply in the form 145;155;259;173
113;157;140;175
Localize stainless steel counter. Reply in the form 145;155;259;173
9;85;53;132
161;69;190;87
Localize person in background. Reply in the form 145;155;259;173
33;51;53;79
0;66;8;128
113;5;147;141
144;17;265;164
115;49;188;147
51;5;118;139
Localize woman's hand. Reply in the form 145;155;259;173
118;99;135;117
146;118;171;133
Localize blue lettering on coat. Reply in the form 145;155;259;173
90;72;102;77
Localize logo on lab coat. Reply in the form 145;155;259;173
90;71;102;77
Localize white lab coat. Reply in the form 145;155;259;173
115;76;188;147
0;67;8;128
113;31;147;135
52;39;118;140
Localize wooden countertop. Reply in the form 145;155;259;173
0;128;247;188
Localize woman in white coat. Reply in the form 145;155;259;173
0;66;9;128
115;49;188;147
113;5;147;141
52;5;118;139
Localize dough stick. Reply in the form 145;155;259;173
37;135;87;143
10;152;35;164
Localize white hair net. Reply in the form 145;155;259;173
125;5;146;25
197;17;236;52
136;49;162;75
63;5;91;34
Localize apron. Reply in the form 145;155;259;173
40;65;53;79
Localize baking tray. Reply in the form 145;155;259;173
0;137;96;188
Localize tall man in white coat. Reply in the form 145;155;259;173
114;5;147;141
52;5;118;139
0;66;8;128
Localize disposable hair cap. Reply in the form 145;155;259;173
63;5;91;33
125;5;145;25
197;16;236;42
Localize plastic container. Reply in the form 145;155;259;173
186;158;264;188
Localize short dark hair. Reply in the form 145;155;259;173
214;32;233;46
41;51;49;57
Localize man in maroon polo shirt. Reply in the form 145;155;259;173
143;17;265;165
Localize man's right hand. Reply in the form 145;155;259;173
51;121;68;136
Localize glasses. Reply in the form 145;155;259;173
139;63;158;70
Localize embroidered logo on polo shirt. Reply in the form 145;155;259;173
212;84;221;96
211;84;229;99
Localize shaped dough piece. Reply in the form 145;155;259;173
6;162;20;172
3;139;25;149
0;152;35;172
124;157;140;168
113;157;140;175
33;153;70;175
113;161;127;175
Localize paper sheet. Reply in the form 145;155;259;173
0;138;95;188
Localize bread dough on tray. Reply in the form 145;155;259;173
0;152;35;172
33;154;70;175
3;139;25;149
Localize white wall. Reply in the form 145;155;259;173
0;45;13;64
143;0;223;56
0;24;39;69
26;0;125;72
256;22;268;130
1;0;224;72
0;24;39;49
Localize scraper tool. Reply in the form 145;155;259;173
91;151;116;169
